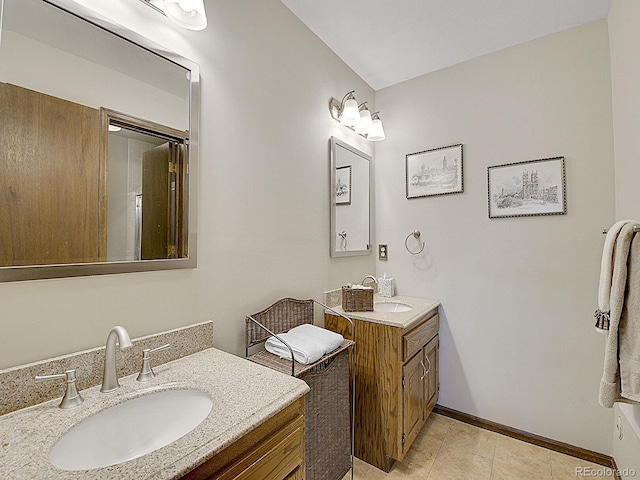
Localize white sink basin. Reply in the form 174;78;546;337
50;389;213;471
375;302;412;313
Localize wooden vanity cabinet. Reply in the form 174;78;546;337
325;308;439;473
181;396;305;480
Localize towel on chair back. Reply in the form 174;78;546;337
265;324;344;365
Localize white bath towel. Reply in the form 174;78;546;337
265;332;325;365
599;222;640;407
264;324;344;365
595;220;635;333
288;324;344;355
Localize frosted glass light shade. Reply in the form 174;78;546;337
164;0;208;31
340;98;360;127
355;108;373;135
368;118;386;141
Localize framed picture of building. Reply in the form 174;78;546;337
406;143;463;198
488;156;566;219
335;165;352;205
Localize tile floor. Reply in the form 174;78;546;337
343;413;615;480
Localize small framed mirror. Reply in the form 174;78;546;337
330;137;372;257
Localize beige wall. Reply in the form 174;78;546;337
0;0;375;369
608;0;640;220
373;21;615;454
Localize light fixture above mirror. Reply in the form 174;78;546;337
141;0;208;31
330;91;385;141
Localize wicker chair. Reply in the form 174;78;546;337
245;298;354;480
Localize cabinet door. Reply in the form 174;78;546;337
403;350;426;452
424;335;439;413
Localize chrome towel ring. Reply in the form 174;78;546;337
405;230;425;255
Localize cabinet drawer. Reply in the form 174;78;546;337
403;314;439;360
216;414;304;480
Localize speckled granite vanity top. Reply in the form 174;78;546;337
0;348;309;479
329;295;440;329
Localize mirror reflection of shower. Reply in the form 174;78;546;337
107;123;183;262
134;195;142;261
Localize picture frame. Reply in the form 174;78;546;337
406;143;463;198
487;156;566;219
335;165;352;205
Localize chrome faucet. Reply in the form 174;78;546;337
35;368;83;409
361;275;378;287
101;326;133;393
136;343;170;382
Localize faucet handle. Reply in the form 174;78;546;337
35;368;84;409
136;344;170;382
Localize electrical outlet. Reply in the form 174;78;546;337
379;244;388;260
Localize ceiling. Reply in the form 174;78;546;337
280;0;612;91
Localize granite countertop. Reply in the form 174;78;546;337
329;294;440;329
0;348;309;479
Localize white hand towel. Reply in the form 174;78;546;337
596;220;635;333
288;324;344;355
265;332;325;365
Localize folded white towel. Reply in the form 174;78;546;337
265;332;325;365
264;324;344;365
288;324;344;355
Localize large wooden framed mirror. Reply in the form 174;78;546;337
0;0;199;281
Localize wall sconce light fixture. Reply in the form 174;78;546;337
140;0;208;31
330;91;385;141
368;112;385;141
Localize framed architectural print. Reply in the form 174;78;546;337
406;143;463;198
335;165;352;205
488;156;566;218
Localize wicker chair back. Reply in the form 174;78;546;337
245;297;314;349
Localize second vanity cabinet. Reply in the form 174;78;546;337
326;302;439;473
